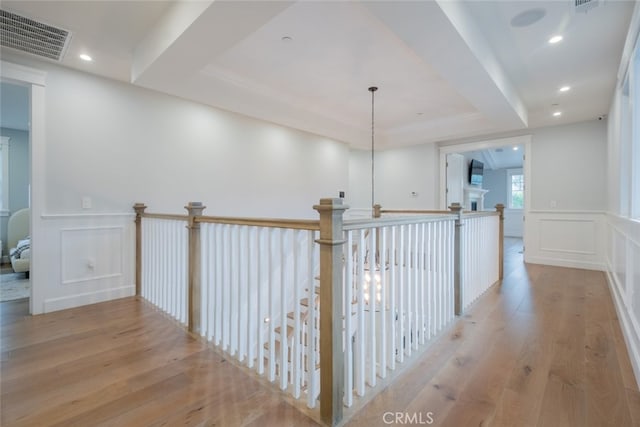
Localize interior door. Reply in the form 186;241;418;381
446;153;464;207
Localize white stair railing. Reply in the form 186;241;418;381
341;215;456;407
140;215;189;324
460;212;500;311
134;201;504;426
199;220;321;408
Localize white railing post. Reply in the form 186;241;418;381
495;204;505;281
133;203;147;297
449;203;463;316
314;198;348;426
186;202;206;334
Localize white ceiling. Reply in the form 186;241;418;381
0;0;634;149
466;146;524;171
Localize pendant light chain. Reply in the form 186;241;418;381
369;86;378;217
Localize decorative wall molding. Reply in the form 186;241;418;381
606;213;640;389
60;226;124;285
35;214;135;314
42;212;135;220
525;211;605;271
43;285;135;313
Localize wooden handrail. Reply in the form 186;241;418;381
140;212;189;221
380;209;451;215
196;216;320;230
461;211;500;219
344;214;456;230
139;210;319;230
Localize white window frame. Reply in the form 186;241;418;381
0;136;9;216
507;168;524;210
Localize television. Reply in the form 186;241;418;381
469;159;484;185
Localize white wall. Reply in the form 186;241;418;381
524;120;607;270
347;143;439;216
4;57;350;313
605;2;640;389
44;65;348;219
529;120;607;212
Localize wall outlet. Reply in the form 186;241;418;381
82;197;92;209
550;200;557;208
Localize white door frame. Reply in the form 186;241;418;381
438;134;532;252
1;61;47;314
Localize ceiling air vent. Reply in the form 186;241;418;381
0;9;71;61
574;0;601;14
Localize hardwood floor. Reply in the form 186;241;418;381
345;238;640;427
0;298;319;426
1;238;638;426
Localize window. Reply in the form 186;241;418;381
507;168;524;209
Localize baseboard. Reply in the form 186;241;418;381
42;285;135;313
525;256;604;271
606;267;640;390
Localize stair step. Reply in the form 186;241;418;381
264;341;320;372
274;324;294;338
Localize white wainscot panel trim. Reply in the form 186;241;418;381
60;226;124;285
606;214;640;390
525;211;606;271
36;213;135;314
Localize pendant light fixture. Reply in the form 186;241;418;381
369;86;378;218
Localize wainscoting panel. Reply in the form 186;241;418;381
538;218;596;255
35;213;135;314
61;226;123;285
606;214;640;390
525;211;605;270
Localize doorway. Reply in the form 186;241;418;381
1;61;46;315
440;135;531;260
0;82;31;308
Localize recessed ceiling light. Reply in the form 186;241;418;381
513;146;519;151
548;35;563;44
79;54;92;61
553;111;562;117
510;8;546;28
416;112;424;116
559;86;571;92
281;36;293;42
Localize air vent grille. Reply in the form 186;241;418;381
0;9;71;61
574;0;600;13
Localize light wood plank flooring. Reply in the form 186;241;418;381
2;238;639;426
345;238;640;426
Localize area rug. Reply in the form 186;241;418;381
0;273;30;302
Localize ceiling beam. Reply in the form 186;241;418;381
132;1;294;86
363;1;528;133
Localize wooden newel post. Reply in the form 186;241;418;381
314;198;348;427
373;203;382;219
495;204;505;281
185;202;206;334
133;203;147;296
449;203;463;315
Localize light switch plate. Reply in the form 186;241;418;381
82;197;92;209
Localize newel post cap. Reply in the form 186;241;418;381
313;198;349;212
133;203;147;215
448;202;463;213
185;202;206;216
